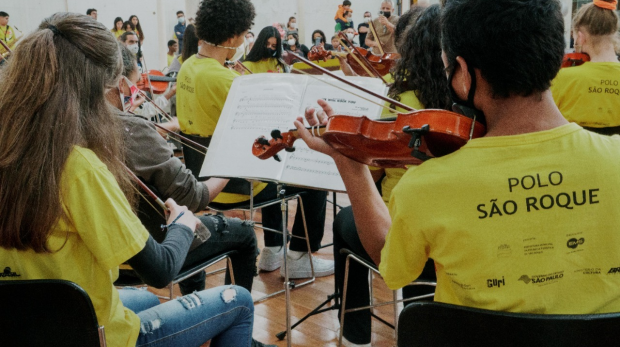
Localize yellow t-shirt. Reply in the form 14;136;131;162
375;90;424;204
551;62;620;128
0;25;16;50
176;56;266;203
111;29;125;39
380;123;620;314
167;53;174;67
243;58;283;74
0;147;149;346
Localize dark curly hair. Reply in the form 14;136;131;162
442;0;565;98
244;26;284;69
389;5;450;110
195;0;255;45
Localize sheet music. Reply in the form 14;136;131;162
201;73;387;192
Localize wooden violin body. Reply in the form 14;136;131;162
562;52;590;68
252;110;486;168
307;45;399;77
137;70;177;94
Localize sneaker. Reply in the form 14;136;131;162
251;338;277;347
258;246;283;272
280;251;334;279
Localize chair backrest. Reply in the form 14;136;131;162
0;279;105;347
397;301;620;347
179;132;252;195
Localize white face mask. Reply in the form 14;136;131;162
364;17;371;23
291;22;297;29
247;37;255;44
178;17;185;24
347;33;354;41
287;38;296;46
127;43;139;55
229;42;246;62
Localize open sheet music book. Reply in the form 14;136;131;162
200;73;388;192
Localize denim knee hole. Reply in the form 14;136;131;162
221;287;237;303
177;293;203;310
140;318;162;334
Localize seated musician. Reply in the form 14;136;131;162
105;44;260;299
176;0;333;278
550;0;620;135
299;0;620;323
243;26;286;73
332;6;443;346
0;12;275;347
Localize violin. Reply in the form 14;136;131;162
137;70;177;94
562;52;590;68
252;54;486;168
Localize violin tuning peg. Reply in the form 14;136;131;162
285;147;296;153
271;129;283;140
257;137;270;146
274;154;282;162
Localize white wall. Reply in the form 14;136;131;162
4;0;575;69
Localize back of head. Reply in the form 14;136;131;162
442;0;565;98
573;0;619;37
394;5;425;45
195;0;255;45
182;24;199;62
0;13;129;252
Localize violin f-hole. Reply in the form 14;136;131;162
403;124;431;161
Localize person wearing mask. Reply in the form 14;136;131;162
358;11;371;49
111;17;125;39
176;1;333;279
335;0;353;28
285;32;309;59
129;15;145;44
333;6;442;346
174;11;187;53
86;8;97;21
336;11;355;32
343;27;358;46
120;31;145;73
0;12;274;347
245;31;255;55
286;16;298;35
311;29;334;50
243;26;286;73
366;0;399;54
550;0;620;135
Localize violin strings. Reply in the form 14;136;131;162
166;134;207;156
291;67;399;114
338;39;376;79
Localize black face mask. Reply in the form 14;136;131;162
266;48;277;57
447;62;486;125
381;11;391;19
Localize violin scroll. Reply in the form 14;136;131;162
252;130;299;162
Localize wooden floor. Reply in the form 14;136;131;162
149;193;400;347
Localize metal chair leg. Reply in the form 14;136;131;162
338;255;352;347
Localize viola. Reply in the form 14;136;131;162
137;70;176;94
252;110;486;168
562;52;590;68
307;40;399;78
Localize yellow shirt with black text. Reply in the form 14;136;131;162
380;124;620;314
0;147;150;346
551;62;620;128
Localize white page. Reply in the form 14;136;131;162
200;74;307;181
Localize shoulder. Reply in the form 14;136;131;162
66;147;107;172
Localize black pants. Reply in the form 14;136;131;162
253;182;328;252
178;214;258;295
333;206;437;345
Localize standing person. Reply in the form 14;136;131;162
0;12;17;50
335;0;353;29
366;0;399;54
174;10;187;53
176;0;333;279
299;0;620;328
358;11;371;49
244;26;286;73
550;0;620;135
286;16;297;35
245;31;255;55
86;8;97;20
169;24;198;75
123;21;136;34
0;12;266;347
129;15;144;44
333;6;444;346
167;39;178;67
111;17;125;39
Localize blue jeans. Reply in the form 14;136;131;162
118;286;254;347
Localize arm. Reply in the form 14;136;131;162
365;28;377;48
176;25;185;41
204;178;229;201
295;100;390;265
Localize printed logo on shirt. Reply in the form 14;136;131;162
574;268;601;275
497;244;512;258
0;267;21;278
567;238;585;249
607;267;620;274
518;271;564;286
487;276;505;288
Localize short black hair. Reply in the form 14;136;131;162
195;0;255;45
245;26;284;70
168;40;177;47
86;9;97;15
119;31;137;43
0;12;8;17
343;1;352;6
442;0;565;98
177;11;184;16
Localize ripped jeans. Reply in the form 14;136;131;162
179;214;259;295
118;285;254;347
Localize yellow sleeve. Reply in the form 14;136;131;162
63;164;149;270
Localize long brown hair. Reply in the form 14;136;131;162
0;12;134;252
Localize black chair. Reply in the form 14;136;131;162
0;279;106;346
397;301;620;347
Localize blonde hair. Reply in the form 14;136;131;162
573;1;619;46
